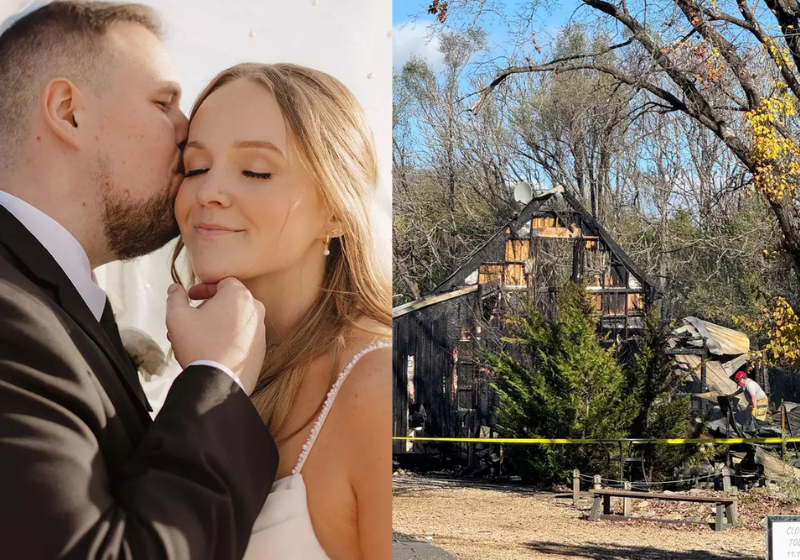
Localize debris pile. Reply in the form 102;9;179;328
669;316;749;411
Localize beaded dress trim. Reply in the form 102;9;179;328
292;341;391;475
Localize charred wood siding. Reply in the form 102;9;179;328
393;188;664;449
393;295;473;453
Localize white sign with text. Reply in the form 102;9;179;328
769;517;800;559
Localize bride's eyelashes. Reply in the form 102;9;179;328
183;168;272;180
242;170;272;180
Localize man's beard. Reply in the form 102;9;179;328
94;154;181;261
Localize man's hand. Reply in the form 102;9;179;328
166;278;266;394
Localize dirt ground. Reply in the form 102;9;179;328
392;474;795;560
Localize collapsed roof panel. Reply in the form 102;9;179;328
683;317;750;356
673;354;748;408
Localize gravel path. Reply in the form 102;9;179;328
393;532;456;559
393;475;768;560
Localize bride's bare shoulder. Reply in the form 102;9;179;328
338;322;391;407
328;321;391;450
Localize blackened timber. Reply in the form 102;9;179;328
433;192;550;293
572;236;584;282
589;288;654;294
559;189;663;298
665;348;710;356
393;285;478;318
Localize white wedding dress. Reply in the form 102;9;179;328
243;341;390;559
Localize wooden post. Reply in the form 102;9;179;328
589;494;601;521
700;357;708;415
467;426;474;468
700;359;707;391
573;469;580;504
623;481;631;517
722;467;731;493
593;474;602;491
783;403;787;461
726;498;738;528
783;403;787;436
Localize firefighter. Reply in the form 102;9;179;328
734;369;769;421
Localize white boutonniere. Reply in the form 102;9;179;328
120;327;169;382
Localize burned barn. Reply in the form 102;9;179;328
392;187;663;455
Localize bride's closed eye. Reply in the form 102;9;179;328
183;169;272;180
242;170;272;180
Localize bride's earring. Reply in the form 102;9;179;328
324;228;340;256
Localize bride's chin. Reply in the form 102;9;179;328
193;268;230;285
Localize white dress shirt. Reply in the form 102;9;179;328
0;190;107;320
0;190;244;392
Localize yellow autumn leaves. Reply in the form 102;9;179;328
735;296;800;366
745;93;800;203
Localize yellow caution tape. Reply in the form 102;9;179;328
393;436;800;444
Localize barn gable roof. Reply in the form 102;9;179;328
431;186;662;298
392;285;477;318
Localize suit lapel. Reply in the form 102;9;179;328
0;206;152;426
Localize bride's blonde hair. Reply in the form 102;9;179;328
171;63;391;435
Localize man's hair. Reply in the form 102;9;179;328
0;1;162;169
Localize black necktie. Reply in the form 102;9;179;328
99;298;152;412
99;299;127;361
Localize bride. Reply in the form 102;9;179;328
169;63;392;559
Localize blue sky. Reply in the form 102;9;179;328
391;1;587;193
392;1;581;73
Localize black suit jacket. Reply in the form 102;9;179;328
0;205;278;559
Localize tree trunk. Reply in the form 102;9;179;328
769;196;800;283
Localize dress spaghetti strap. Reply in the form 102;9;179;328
292;341;391;475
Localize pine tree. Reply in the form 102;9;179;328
489;283;638;483
624;311;696;480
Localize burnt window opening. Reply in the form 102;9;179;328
505;263;526;287
480;291;500;322
607;258;628;288
460;313;480;341
406;355;416;403
591;292;646;316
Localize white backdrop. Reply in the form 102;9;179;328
0;0;392;410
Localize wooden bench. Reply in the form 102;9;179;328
588;489;737;531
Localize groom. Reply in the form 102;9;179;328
0;2;277;559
